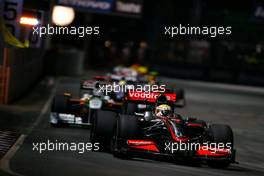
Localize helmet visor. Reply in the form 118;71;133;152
161;110;171;116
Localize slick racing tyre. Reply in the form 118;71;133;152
111;114;140;159
50;93;69;127
207;124;234;168
90;110;117;151
174;88;185;107
121;102;138;115
51;93;69;113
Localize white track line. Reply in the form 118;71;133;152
0;79;57;176
0;135;26;176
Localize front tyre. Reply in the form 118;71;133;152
50;94;69;127
90;110;116;151
207;124;234;168
111;114;140;159
50;112;61;127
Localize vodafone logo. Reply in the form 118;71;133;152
128;90;176;103
129;91;159;99
129;92;158;99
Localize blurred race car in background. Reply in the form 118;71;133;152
49;77;123;127
50;64;185;127
112;64;186;106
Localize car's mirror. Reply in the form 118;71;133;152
144;111;153;121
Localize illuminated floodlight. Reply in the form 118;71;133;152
20;17;39;26
52;5;75;26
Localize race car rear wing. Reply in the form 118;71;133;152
126;90;176;104
80;80;95;90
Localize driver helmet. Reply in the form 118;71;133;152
119;80;126;86
155;104;172;117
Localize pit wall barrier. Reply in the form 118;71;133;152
0;48;44;104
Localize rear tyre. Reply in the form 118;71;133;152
207;124;234;168
111;114;140;159
176;88;184;100
175;88;185;107
90;110;117;151
121;102;138;115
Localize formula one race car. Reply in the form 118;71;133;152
49;92;103;127
111;65;186;107
49;77;123;127
90;91;236;168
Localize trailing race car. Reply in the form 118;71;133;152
50;93;104;127
49;78;123;127
90;92;236;168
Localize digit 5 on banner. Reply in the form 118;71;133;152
0;0;28;48
1;0;23;37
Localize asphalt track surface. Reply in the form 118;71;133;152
2;74;264;176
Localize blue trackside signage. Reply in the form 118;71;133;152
57;0;142;18
57;0;113;13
